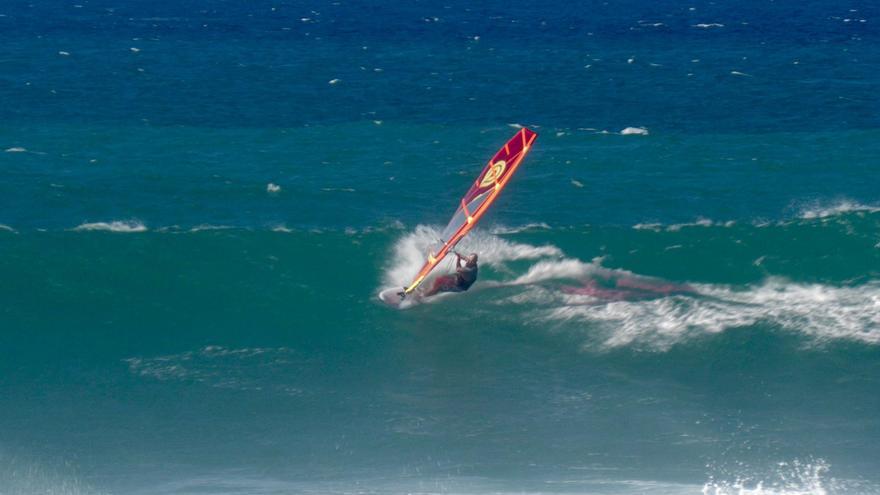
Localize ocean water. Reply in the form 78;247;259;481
2;1;880;494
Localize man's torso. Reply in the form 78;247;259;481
456;264;478;289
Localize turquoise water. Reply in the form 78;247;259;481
2;1;880;494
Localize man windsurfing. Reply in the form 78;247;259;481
380;128;537;308
422;253;478;297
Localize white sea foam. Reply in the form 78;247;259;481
632;222;664;231
383;225;880;350
0;224;15;232
632;200;880;230
669;219;736;231
72;220;147;232
531;277;880;350
620;126;649;135
382;226;562;289
266;182;281;194
4;146;27;152
797;199;880;219
189;224;235;232
490;223;551;235
694;23;725;28
633;218;735;231
703;459;837;495
504;258;610;286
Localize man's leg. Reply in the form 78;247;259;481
423;275;455;297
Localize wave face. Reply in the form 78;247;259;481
3;211;880;494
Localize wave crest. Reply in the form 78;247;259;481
797;200;880;220
72;220;147;232
529;277;880;351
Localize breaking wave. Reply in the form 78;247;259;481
528;276;880;350
796;200;880;220
72;220;147;232
382;222;880;351
382;225;562;289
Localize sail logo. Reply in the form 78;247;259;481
479;160;506;188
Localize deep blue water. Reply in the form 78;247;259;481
1;1;879;494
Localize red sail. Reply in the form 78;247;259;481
404;127;538;294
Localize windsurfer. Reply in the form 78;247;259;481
422;253;479;297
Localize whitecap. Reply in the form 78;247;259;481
693;23;724;28
666;218;722;231
620;127;649;135
73;220;147;232
505;258;609;286
4;147;27;152
490;223;551;234
189;224;235;232
703;458;834;495
535;277;880;350
633;219;735;231
266;182;281;194
798;199;880;219
633;222;663;231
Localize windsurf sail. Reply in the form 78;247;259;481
403;127;538;295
